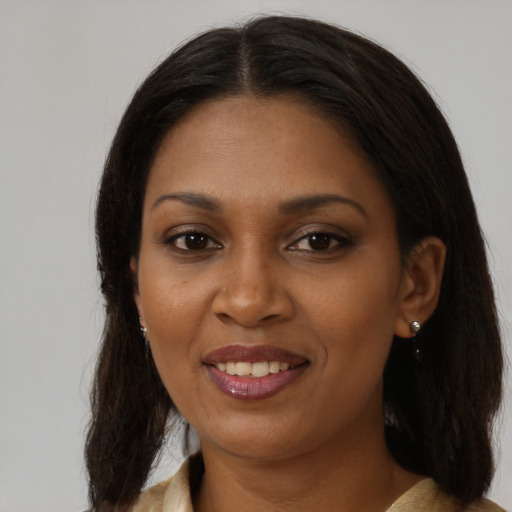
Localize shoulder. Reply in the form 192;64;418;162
388;479;506;512
131;459;193;512
131;477;173;512
464;498;507;512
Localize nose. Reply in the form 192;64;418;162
211;247;294;327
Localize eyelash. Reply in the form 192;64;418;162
162;229;351;254
288;231;351;253
164;231;222;252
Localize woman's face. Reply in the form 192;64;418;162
133;96;411;461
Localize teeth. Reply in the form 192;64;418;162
235;362;252;376
252;361;269;377
215;361;295;377
269;361;280;373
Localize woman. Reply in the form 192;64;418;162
86;16;504;512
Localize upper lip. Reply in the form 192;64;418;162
203;344;308;365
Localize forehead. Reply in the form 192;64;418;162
145;95;390;214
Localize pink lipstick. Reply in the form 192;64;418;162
203;344;308;400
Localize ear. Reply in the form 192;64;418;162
394;236;446;338
130;256;145;326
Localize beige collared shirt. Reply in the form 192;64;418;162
133;459;506;512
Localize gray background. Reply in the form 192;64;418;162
0;1;510;511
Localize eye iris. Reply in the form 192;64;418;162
185;234;208;250
309;234;331;250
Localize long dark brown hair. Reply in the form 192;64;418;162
86;15;503;511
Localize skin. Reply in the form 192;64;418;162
132;96;446;512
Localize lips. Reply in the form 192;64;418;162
203;344;308;400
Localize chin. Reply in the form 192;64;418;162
197;418;307;461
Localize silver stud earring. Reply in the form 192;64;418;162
409;320;422;361
139;318;150;358
409;320;421;335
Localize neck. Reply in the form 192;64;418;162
194;421;422;512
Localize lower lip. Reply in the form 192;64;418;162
205;364;307;400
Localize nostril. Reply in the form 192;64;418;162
211;269;294;326
213;299;290;327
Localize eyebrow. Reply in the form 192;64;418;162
151;192;222;213
279;194;367;218
151;192;367;218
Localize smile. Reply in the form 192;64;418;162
215;361;293;377
203;345;308;400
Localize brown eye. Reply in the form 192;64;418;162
183;234;208;250
308;233;332;251
288;231;349;252
170;232;220;251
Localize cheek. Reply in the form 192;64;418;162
137;266;211;395
309;256;400;329
139;257;209;335
302;259;401;375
